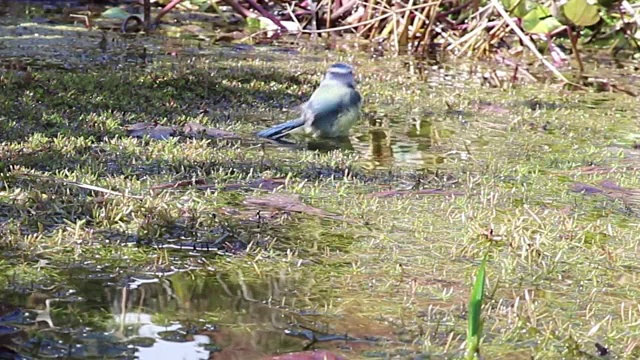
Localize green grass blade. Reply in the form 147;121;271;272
466;254;488;360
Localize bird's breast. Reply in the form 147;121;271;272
330;106;361;137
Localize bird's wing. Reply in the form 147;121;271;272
303;84;361;129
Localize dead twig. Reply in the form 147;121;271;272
245;0;288;30
153;0;183;27
331;0;357;20
221;0;256;18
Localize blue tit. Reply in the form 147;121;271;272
257;63;362;140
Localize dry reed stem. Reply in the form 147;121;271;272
17;173;145;200
490;0;574;85
296;1;439;35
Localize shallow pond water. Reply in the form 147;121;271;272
1;268;323;359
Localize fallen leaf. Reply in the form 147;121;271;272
570;182;604;194
125;123;174;140
205;127;240;139
571;180;640;208
244;194;338;219
599;180;626;191
183;122;207;137
101;7;131;20
148;125;174;140
124;122;153;134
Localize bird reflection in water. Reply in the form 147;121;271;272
367;129;394;166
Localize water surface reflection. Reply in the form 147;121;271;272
0;269;328;359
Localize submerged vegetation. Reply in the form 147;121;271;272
0;2;640;359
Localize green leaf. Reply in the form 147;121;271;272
245;17;262;30
502;0;531;18
563;0;601;26
522;5;563;33
466;255;487;360
101;7;132;20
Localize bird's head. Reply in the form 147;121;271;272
323;63;357;88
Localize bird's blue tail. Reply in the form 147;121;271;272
256;118;305;139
